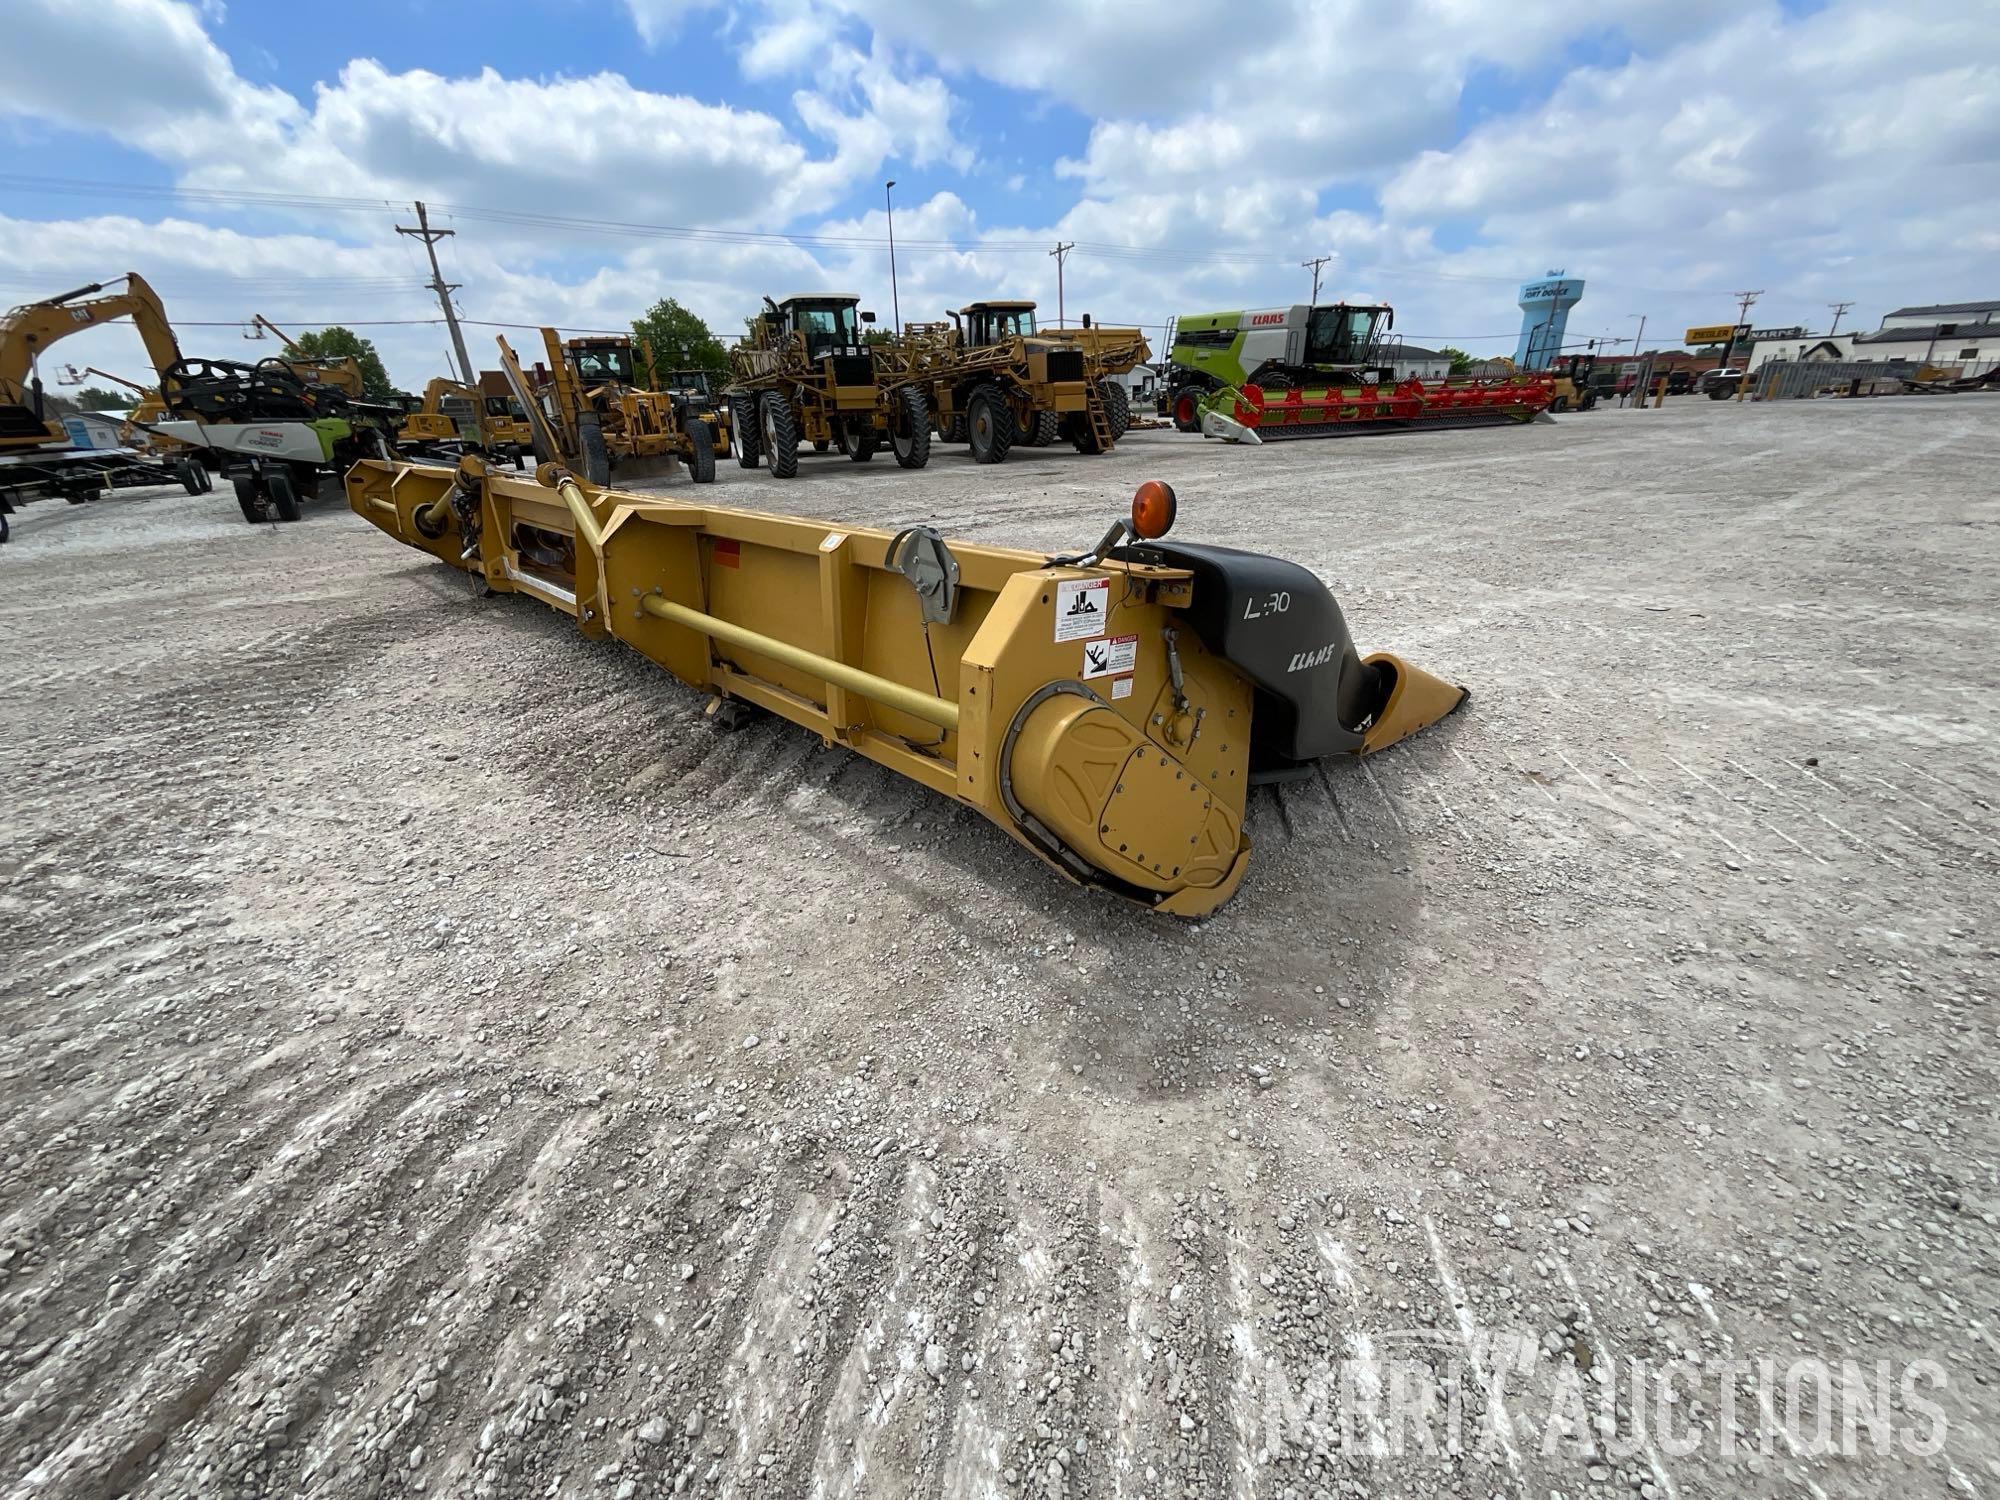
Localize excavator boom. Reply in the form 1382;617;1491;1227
1;273;184;448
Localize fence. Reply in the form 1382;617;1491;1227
1751;359;1920;400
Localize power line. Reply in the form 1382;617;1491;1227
167;317;639;335
1;171;1752;294
0;172;1301;269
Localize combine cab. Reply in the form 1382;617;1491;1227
727;294;929;477
1168;301;1553;442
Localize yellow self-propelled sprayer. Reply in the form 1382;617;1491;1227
345;457;1466;915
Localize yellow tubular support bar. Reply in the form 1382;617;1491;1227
552;475;606;555
638;592;960;732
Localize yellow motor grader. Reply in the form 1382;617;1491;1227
508;329;719;485
898;300;1120;462
727;293;930;476
344;457;1466;916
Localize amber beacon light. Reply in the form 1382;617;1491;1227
1130;479;1177;539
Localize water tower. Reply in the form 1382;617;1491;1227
1515;273;1585;370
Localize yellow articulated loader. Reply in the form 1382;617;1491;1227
727;293;930;477
344;457;1467;916
898;300;1120;461
512;330;719;485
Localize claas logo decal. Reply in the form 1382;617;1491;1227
1249;312;1287;327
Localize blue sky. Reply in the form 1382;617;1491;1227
4;0;1994;389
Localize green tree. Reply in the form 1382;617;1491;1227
288;326;395;398
631;298;728;381
74;385;135;412
1437;346;1473;376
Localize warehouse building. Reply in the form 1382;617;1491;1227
1850;299;1999;374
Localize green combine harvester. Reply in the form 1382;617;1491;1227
1164;301;1553;442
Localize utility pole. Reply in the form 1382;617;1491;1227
884;181;900;335
1730;289;1762;355
1730;290;1761;402
1301;254;1332;305
398;201;474;386
1627;313;1647;407
1049;242;1074;328
1827;301;1852;337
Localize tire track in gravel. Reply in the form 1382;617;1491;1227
128;1104;568;1500
279;1105;617;1500
0;1074;448;1482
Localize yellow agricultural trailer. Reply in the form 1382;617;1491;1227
345;458;1466;915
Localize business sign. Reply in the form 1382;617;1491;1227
1522;279;1578;301
1747;326;1807;342
1684;323;1743;347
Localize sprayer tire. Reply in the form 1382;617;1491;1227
760;392;799;479
732;396;761;467
892;385;931;469
1100;380;1131;438
967;387;1016;464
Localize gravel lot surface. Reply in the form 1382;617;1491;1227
2;395;1995;1499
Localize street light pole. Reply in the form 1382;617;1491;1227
884;180;900;335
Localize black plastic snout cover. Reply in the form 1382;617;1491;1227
1133;541;1388;765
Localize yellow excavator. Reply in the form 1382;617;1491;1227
245;314;367;399
0;273;213;539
